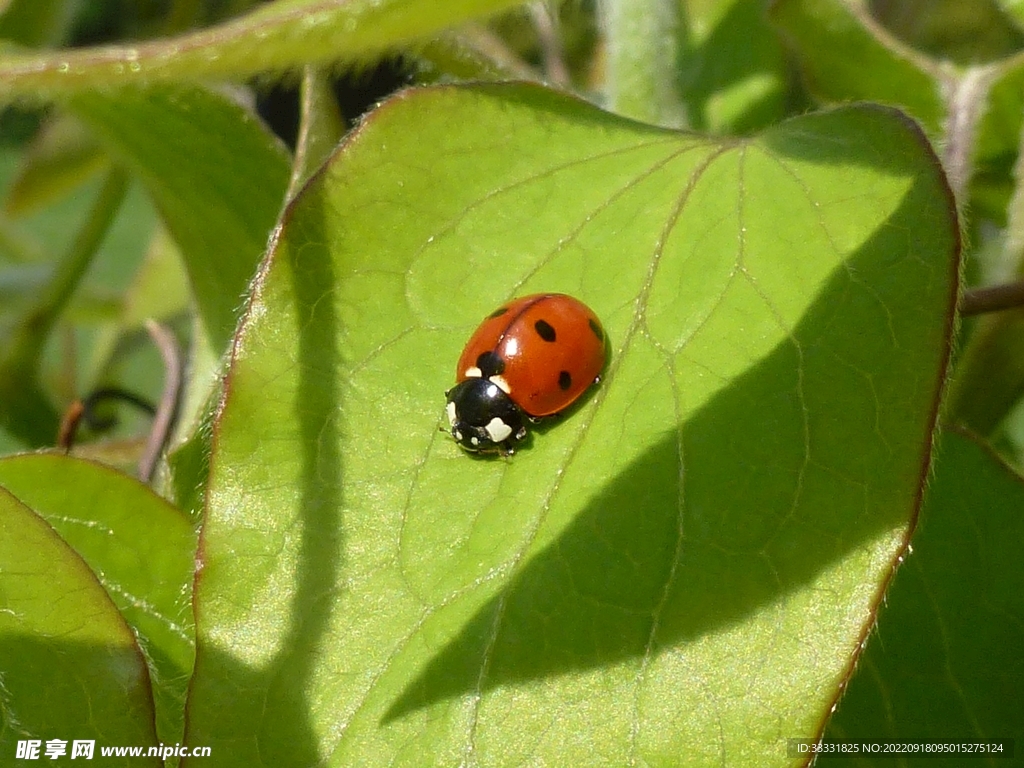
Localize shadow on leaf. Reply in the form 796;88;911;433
184;189;343;765
384;143;957;722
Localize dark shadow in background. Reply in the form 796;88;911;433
386;107;959;721
183;188;343;766
257;60;414;149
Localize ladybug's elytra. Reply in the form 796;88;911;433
445;293;607;454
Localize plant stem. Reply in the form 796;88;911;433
528;2;570;87
940;65;996;205
139;320;182;482
998;109;1024;281
944;97;1024;434
0;0;532;100
602;0;685;128
10;167;129;367
961;280;1024;316
287;66;345;200
0;166;128;445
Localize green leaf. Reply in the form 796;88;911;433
187;84;959;766
977;58;1024;164
0;0;78;48
946;309;1024;435
770;0;944;134
0;0;534;101
0;484;160;763
869;0;1024;64
70;85;292;353
3;114;108;217
0;176;160;449
165;349;220;525
414;29;539;83
826;429;1024;756
995;0;1024;32
0;168;129;446
0;454;197;746
82;225;190;394
680;0;793;134
969;64;1023;224
0;145;120;267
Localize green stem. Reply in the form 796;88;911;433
602;0;684;128
0;167;128;445
945;97;1024;435
528;2;570;87
0;0;531;101
10;167;129;365
287;66;346;200
939;65;996;205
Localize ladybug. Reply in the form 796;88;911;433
445;293;607;454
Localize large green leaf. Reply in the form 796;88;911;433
0;454;197;746
0;484;160;764
826;428;1024;761
187;84;959;766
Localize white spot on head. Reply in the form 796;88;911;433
485;383;499;398
470;436;480;446
465;366;482;378
454;430;463;441
490;375;511;394
446;401;457;427
484;417;513;443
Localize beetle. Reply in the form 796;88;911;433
445;293;607;454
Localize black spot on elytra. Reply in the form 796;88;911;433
558;371;572;390
487;307;509;319
534;319;556;342
476;350;505;377
588;318;604;342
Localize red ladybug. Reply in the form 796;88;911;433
445;293;607;454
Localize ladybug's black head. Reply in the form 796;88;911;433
445;378;526;454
